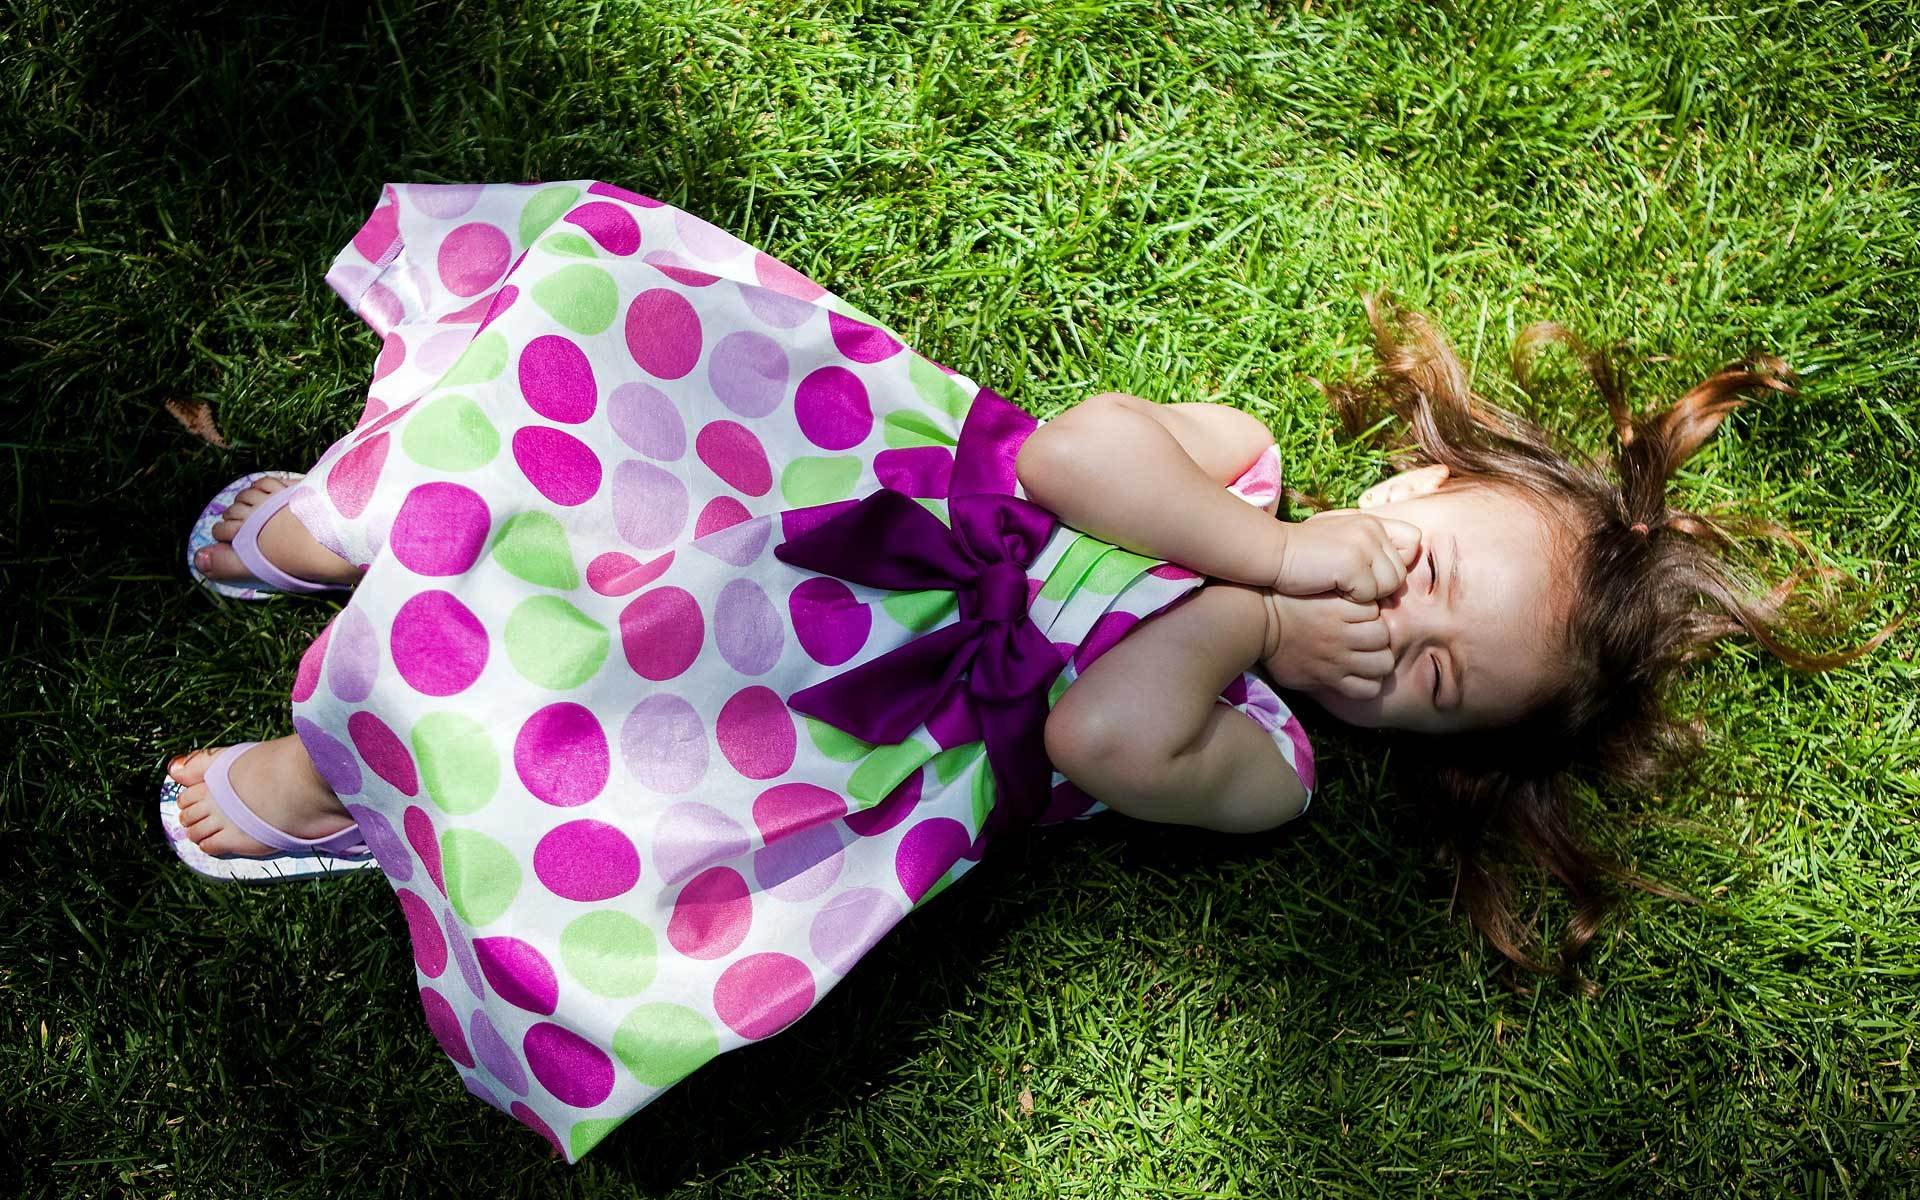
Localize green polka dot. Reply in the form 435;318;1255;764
519;185;582;244
848;739;934;807
931;741;984;785
908;354;971;419
805;716;876;763
1047;668;1075;708
438;331;508;387
1081;546;1160;594
880;588;956;632
613;1003;718;1088
560;910;657;998
780;456;863;506
411;712;500;814
540;231;598;258
971;757;997;830
1038;535;1105;601
912;497;950;525
531;263;618;335
569;1117;624;1160
490;512;578;589
401;393;500;471
440;829;520;926
505;596;609;689
882;409;957;449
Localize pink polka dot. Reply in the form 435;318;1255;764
753;251;826;301
351;396;417;443
828;311;904;363
510;1102;564;1155
625;288;702;379
419;986;474;1068
533;819;640;901
607;381;686;459
563;201;641;255
1147;562;1201;580
611;460;688;549
714;578;783;675
789;576;871;666
586;549;674;597
293;715;361;796
588;181;661;207
846;771;920;838
438;222;512;296
514;703;609;807
619;586;703;680
395;888;447;977
391;591;489;696
471;1010;528;1095
361;282;404;331
477;284;520;331
326;606;380;703
652;802;747;883
795;366;872;450
523;1023;614;1108
352;194;399;260
716;686;795;779
391;482;491;576
512;427;603;507
404;805;445;894
372;333;406;382
695;420;772;495
326;431;388;520
712;953;814;1040
475;936;559;1015
292;620;331;703
355;396;392;430
438;290;497;325
895;817;968;901
809;887;901;975
753;783;847;843
347;711;419;796
621;695;710;797
695;495;752;538
643;251;720;287
518;335;598;423
874;446;954;497
707;330;789;417
1074;611;1140;670
667;867;753;960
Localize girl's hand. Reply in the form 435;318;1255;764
1261;591;1394;699
1271;509;1422;600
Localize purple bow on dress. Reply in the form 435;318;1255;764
772;487;1067;834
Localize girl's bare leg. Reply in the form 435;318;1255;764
168;734;354;857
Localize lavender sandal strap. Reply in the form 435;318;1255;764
229;482;340;595
207;743;369;857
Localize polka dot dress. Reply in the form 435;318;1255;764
288;181;1317;1162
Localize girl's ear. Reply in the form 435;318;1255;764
1357;463;1450;509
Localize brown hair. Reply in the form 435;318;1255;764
1314;293;1898;996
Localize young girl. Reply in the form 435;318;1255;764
158;180;1879;1162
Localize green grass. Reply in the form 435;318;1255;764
4;0;1918;1195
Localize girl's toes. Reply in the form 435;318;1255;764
168;749;218;787
253;476;287;495
195;541;249;581
211;516;243;542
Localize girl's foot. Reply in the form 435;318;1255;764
193;476;360;589
167;735;355;857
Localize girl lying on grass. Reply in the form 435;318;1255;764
158;181;1885;1161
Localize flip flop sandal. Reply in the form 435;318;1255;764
159;742;380;883
187;471;353;600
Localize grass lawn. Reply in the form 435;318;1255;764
5;0;1918;1195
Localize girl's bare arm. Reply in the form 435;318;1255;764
1043;580;1307;833
1014;392;1285;587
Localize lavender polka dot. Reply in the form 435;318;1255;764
391;483;491;576
789;576;871;666
742;285;816;329
607;382;686;460
691;512;771;567
625;288;702;380
652;802;748;884
534;819;640;901
408;183;482;218
611;460;689;549
518;334;598;423
715;686;795;780
326;606;380;703
713;578;783;674
809;887;903;974
754;824;845;902
342;803;411;882
707;330;789;417
470;1009;529;1095
621;694;710;794
514;703;609;807
443;906;485;995
523;1022;614;1108
513;426;603;507
420;987;475;1068
672;210;750;261
795;366;872;450
294;715;363;796
475;936;560;1015
437;222;511;297
390;591;488;696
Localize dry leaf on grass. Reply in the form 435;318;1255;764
165;398;228;448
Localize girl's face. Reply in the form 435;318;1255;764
1303;466;1571;734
